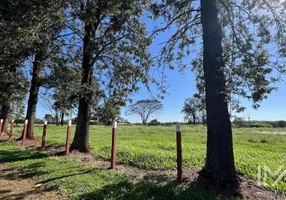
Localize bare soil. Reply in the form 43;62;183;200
0;164;64;200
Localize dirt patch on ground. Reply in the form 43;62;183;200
66;150;200;183
0;164;64;200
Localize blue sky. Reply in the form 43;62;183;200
36;67;286;123
34;17;286;123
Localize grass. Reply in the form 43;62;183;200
8;125;286;193
0;141;233;200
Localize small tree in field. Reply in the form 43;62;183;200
127;100;163;125
182;97;202;125
233;117;245;128
277;121;286;128
148;119;160;126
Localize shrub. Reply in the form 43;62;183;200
233;117;245;128
277;121;286;128
250;124;273;128
148;119;160;126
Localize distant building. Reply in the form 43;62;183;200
90;120;100;125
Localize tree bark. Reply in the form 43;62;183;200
20;50;45;140
0;104;10;134
192;115;196;125
60;112;64;126
55;109;59;125
70;21;94;153
200;0;238;187
0;65;17;134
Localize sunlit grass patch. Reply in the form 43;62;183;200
11;125;286;192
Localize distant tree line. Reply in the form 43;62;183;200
233;117;286;128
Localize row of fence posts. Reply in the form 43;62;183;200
0;119;183;184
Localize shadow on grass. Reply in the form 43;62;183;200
77;179;233;200
36;144;66;156
18;162;48;178
37;169;94;184
0;189;11;195
0;186;59;200
142;174;172;182
0;162;47;180
0;149;48;163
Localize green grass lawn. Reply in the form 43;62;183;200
9;125;286;193
0;141;235;200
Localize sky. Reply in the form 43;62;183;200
34;15;286;123
35;67;286;123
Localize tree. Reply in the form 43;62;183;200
10;69;29;122
127;100;163;125
92;99;121;126
0;66;17;133
0;65;29;133
0;1;32;133
151;0;285;188
20;1;67;140
44;114;54;123
49;65;82;126
277;121;286;128
192;58;246;120
39;59;82;126
68;0;152;152
148;119;160;126
0;0;67;139
233;117;245;128
182;96;202;125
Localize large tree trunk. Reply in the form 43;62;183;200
20;50;45;140
55;109;59;125
0;66;17;134
60;112;64;126
192;115;196;125
0;104;10;134
200;0;237;187
70;22;94;153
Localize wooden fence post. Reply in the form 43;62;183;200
111;121;117;169
65;120;72;155
41;120;48;149
8;120;14;141
21;119;28;145
176;122;183;184
0;119;3;137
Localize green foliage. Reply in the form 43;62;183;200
151;0;286;110
0;0;67;124
232;117;245;128
250;124;273;128
182;96;205;125
66;0;153;106
92;99;122;125
148;119;160;126
277;121;286;128
127;99;163;125
0;66;29;118
42;64;82;119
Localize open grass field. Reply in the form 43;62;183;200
1;125;286;199
13;125;286;190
